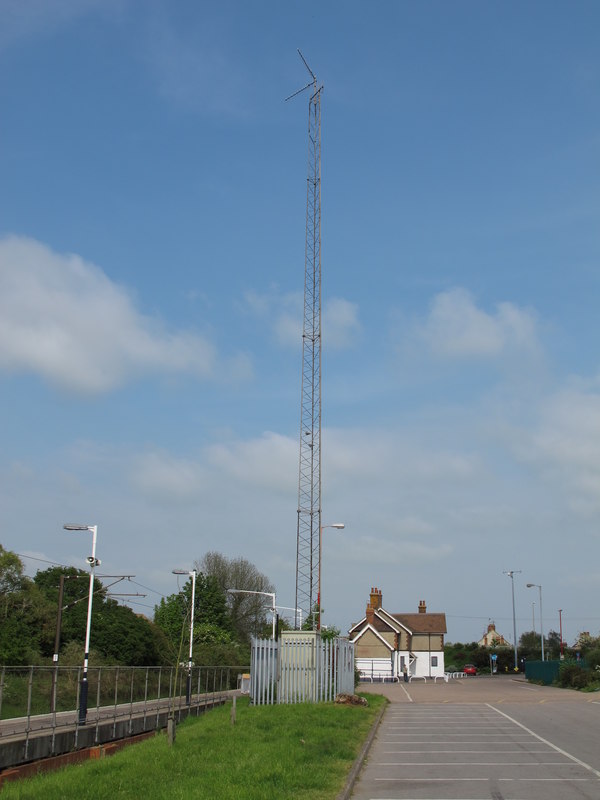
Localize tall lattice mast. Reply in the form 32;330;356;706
287;51;323;629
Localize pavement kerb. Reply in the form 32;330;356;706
336;698;388;800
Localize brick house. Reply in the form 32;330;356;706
349;588;447;680
478;622;511;648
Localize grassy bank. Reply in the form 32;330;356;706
3;694;386;800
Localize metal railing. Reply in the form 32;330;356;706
0;664;248;761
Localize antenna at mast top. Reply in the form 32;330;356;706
284;49;319;102
297;48;315;81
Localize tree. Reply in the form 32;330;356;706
34;566;99;655
35;565;166;666
0;545;25;599
546;630;562;660
153;571;240;665
0;546;54;664
198;552;275;644
518;630;540;661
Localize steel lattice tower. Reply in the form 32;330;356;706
288;53;323;630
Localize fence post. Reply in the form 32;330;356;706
23;667;34;761
0;666;4;721
112;666;119;739
155;667;162;730
95;667;102;743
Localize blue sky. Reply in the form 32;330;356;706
1;0;599;647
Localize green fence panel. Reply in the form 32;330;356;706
525;660;560;685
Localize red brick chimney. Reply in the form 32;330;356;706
366;603;374;625
418;600;427;614
370;586;382;610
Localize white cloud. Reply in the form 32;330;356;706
0;236;218;393
324;298;361;349
515;383;600;513
416;288;539;359
243;287;360;350
207;432;297;493
131;451;208;500
132;432;297;501
348;535;453;566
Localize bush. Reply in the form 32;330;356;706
585;648;600;671
558;662;593;689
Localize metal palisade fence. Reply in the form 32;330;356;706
0;664;246;767
250;633;354;705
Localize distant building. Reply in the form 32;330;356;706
478;622;511;648
349;588;447;680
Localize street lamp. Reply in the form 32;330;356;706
318;523;345;631
63;523;99;725
226;589;276;639
526;583;544;661
503;569;521;671
173;568;197;705
558;609;564;659
276;605;303;629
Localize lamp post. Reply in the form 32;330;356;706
63;523;99;725
526;583;544;661
276;605;303;629
503;570;520;671
227;589;277;639
558;609;564;659
317;523;345;631
173;568;197;705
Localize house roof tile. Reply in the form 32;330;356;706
391;612;447;634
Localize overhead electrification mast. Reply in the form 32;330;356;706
287;51;323;630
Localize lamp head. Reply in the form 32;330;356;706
64;523;92;531
526;583;535;588
330;523;345;529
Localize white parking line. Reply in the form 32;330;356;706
377;761;572;766
399;683;412;702
487;703;600;779
383;749;554;753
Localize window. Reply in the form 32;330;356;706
431;656;438;667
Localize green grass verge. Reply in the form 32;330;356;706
3;694;386;800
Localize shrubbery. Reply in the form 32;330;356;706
557;661;599;690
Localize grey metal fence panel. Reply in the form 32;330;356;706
250;636;354;705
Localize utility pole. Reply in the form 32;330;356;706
287;51;323;630
559;609;564;659
503;569;521;671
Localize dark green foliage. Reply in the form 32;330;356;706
154;569;251;667
34;566;100;655
200;551;275;643
558;661;594;689
0;549;54;664
584;647;600;670
0;547;167;667
1;545;274;669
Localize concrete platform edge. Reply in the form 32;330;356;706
336;699;388;800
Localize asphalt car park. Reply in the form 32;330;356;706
352;675;600;799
